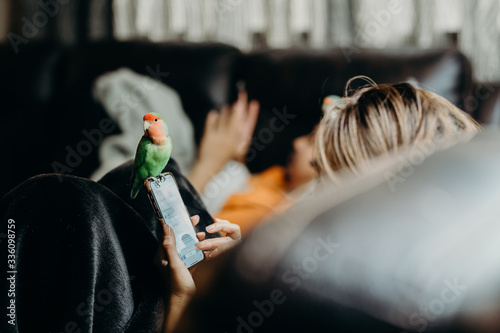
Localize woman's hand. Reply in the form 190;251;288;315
194;218;242;259
155;216;205;333
154;218;196;299
154;215;241;297
231;91;260;163
188;91;259;193
198;91;260;168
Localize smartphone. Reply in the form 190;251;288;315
145;172;204;268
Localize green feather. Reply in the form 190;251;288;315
130;135;172;199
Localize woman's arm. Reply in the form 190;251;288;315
155;220;196;333
155;215;242;333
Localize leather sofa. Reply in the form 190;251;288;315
1;41;498;196
181;130;500;333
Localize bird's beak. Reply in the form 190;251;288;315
143;120;151;132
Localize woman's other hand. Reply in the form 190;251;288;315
194;217;242;259
189;91;259;193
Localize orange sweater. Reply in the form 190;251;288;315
214;166;290;236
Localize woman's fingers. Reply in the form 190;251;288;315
208;247;224;259
231;91;248;125
195;237;235;252
246;100;260;133
191;215;204;242
205;219;242;240
214;218;230;224
158;221;197;296
220;104;232;128
204;109;219;132
205;223;240;238
237;90;248;105
198;238;237;259
196;232;206;242
195;218;242;259
190;215;200;227
160;222;185;270
220;90;248;134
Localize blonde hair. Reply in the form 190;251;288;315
314;77;480;181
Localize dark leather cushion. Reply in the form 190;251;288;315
0;43;66;196
0;41;243;195
61;41;242;143
0;42;64;108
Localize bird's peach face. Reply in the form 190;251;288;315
143;114;166;138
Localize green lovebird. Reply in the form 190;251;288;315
130;112;172;199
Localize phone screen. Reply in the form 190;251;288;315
147;173;204;268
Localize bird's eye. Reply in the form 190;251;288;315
154;118;158;122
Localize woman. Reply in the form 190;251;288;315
188;78;479;236
163;78;479;332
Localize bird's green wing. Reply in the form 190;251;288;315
130;136;151;199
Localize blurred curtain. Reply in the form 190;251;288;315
460;0;500;82
5;0;113;45
1;0;499;81
112;0;500;82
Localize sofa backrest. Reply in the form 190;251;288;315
0;42;479;195
61;41;242;142
0;41;242;195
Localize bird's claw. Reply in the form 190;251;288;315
153;177;161;187
153;174;166;186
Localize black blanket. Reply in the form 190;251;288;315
0;160;215;333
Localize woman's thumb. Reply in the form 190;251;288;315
161;222;184;269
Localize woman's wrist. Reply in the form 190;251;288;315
188;158;227;193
